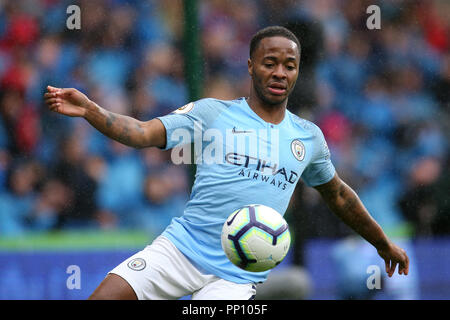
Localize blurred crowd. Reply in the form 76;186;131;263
0;0;448;244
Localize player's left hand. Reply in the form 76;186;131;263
44;86;92;118
376;241;409;277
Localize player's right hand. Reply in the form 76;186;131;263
44;86;92;117
377;241;409;277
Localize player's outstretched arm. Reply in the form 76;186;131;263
314;173;410;277
44;86;166;149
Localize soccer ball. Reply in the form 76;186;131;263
221;204;291;272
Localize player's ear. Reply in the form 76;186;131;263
248;58;253;76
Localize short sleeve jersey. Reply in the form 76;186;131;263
157;97;335;284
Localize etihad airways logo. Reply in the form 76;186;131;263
225;152;299;190
167;120;300;191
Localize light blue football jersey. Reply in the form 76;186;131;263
157;97;335;284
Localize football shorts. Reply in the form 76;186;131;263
108;235;256;300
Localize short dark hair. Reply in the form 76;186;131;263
249;26;301;59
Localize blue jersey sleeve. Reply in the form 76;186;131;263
301;124;336;187
157;98;227;150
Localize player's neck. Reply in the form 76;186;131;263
246;96;286;125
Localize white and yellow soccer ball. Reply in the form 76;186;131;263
221;204;291;272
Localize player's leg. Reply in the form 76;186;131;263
90;236;204;300
89;273;137;300
192;278;256;300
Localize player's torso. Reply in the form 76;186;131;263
186;98;317;218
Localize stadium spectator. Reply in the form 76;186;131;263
131;167;189;237
28;177;71;231
0;159;42;235
399;157;444;236
51;131;100;229
96;140;145;228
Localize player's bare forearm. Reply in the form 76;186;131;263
84;101;155;148
44;86;166;149
314;173;410;276
314;174;390;250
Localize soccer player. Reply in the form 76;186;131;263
44;26;409;300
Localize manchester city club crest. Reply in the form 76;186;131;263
127;258;146;271
291;139;305;161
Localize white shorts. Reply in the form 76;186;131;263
109;236;256;300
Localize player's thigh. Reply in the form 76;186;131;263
192;278;256;300
89;273;137;300
102;236;200;300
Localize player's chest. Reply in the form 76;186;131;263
204;118;315;181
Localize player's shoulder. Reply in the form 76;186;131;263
186;97;243;120
194;97;242;109
287;110;323;136
172;97;241;123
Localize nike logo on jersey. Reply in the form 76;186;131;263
232;127;253;134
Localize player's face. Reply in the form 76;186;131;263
248;36;300;106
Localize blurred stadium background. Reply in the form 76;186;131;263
0;0;448;300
